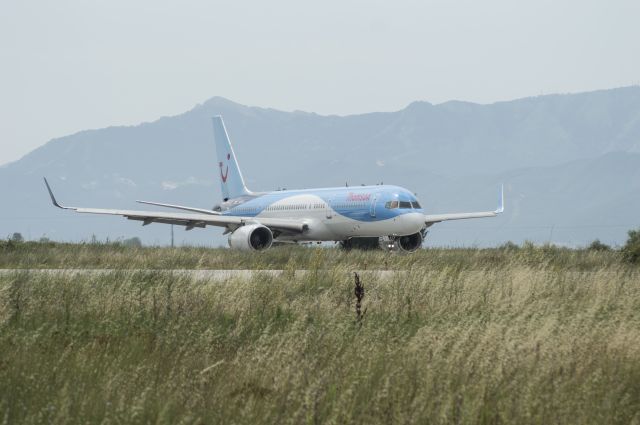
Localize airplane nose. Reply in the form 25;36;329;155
400;212;425;234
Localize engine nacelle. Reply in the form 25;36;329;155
397;232;423;252
228;224;273;251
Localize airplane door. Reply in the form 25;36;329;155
369;195;377;217
325;198;333;219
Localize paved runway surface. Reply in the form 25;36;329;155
0;269;399;281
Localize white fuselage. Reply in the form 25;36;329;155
220;185;426;242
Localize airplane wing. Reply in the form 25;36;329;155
135;200;220;215
424;185;504;225
44;178;307;233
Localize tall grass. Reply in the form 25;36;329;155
0;240;628;271
0;245;639;423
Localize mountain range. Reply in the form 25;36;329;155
2;86;639;247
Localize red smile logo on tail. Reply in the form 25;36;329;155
219;153;231;183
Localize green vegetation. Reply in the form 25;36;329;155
0;239;631;271
623;229;640;264
1;242;639;424
587;239;611;252
9;232;23;243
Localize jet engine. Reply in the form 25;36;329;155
396;232;423;252
228;224;273;250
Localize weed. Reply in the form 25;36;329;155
354;272;366;324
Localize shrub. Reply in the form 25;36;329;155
622;229;640;264
587;239;611;251
499;241;520;250
122;237;142;248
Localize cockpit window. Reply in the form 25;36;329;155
386;200;417;209
411;201;421;209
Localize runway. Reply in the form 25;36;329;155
0;269;399;281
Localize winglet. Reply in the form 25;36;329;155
495;184;504;214
43;177;75;210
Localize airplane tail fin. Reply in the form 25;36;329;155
211;116;251;201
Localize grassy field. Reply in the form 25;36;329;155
1;242;639;424
0;240;629;271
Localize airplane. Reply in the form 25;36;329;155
44;116;504;252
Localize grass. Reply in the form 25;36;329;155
1;242;639;424
0;240;628;271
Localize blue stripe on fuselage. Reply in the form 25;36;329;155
221;185;424;222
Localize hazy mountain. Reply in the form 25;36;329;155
1;86;639;247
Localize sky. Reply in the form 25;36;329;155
1;0;639;165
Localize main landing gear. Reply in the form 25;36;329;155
340;230;428;253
